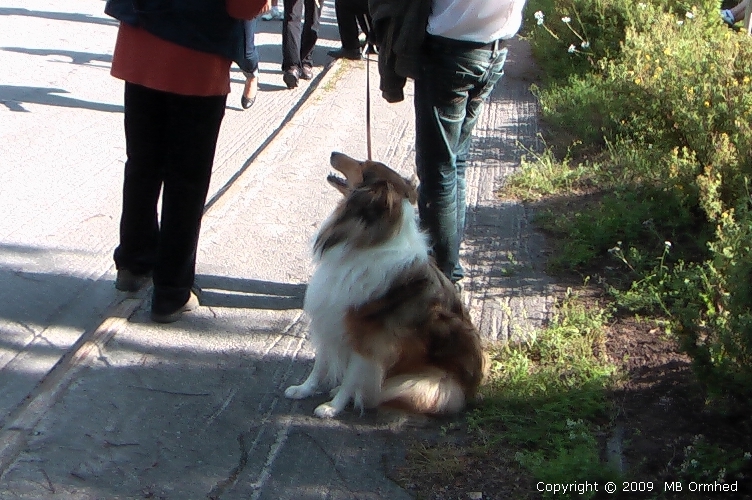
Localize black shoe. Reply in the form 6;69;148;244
150;290;200;323
283;67;299;89
115;269;151;292
327;47;361;60
241;95;256;109
300;64;313;80
241;76;257;109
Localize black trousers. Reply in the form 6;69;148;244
281;0;322;70
334;0;371;50
114;82;226;314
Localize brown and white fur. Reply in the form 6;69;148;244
284;152;488;418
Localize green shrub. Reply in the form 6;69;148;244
507;0;752;404
534;186;702;271
602;1;752;215
607;198;752;403
524;0;631;80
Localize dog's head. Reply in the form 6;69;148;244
327;152;417;203
314;152;418;256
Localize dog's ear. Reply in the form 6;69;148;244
350;180;404;224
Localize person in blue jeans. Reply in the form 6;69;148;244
236;16;262;109
414;0;528;286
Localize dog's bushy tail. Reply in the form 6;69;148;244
379;368;466;415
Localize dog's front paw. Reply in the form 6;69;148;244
285;384;314;400
314;402;341;419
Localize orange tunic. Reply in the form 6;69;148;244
110;0;265;97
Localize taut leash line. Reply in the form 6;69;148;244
362;17;375;161
365;47;372;161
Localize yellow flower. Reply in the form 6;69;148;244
704;101;710;107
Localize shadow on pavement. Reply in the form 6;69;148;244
1;322;419;499
197;274;306;311
0;84;122;113
1;46;112;65
0;7;118;27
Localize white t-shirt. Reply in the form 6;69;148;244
427;0;527;42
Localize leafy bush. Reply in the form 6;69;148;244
506;0;752;403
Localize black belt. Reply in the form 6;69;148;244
427;34;504;51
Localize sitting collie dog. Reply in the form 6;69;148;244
284;152;488;419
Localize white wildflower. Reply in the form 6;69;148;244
686;11;695;19
581;40;590;49
568;44;576;53
717;468;727;482
562;16;571;23
534;11;544;25
677;20;684;25
638;2;647;8
664;241;672;249
744;452;751;460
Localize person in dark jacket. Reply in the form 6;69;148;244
281;0;322;88
370;0;528;287
415;0;528;286
105;0;265;322
327;0;371;60
368;0;431;103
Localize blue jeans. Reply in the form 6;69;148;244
236;17;259;77
414;35;508;282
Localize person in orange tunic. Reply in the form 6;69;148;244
105;0;266;323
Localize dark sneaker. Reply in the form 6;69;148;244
150;290;200;324
300;64;313;80
326;47;362;60
283;67;299;89
115;269;151;292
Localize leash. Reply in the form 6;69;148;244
361;16;375;161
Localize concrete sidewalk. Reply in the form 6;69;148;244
0;1;551;498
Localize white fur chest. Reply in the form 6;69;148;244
303;202;429;319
